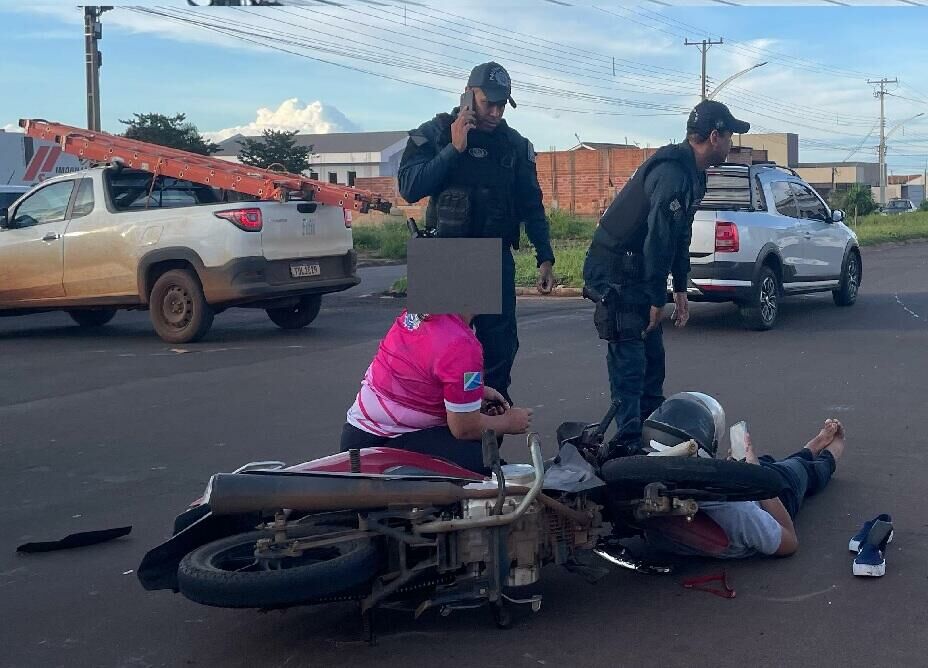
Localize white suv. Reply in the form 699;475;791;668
0;166;359;342
677;163;861;330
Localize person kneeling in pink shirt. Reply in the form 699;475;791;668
340;309;532;474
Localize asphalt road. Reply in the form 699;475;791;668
1;244;926;668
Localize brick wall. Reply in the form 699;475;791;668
534;147;657;216
356;175;427;219
357;145;768;220
357;148;657;219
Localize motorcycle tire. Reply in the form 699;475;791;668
177;525;382;608
601;456;785;502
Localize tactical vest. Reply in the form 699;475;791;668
592;142;699;254
425;114;520;245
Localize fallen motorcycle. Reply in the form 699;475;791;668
138;404;783;630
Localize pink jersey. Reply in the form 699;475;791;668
347;312;484;437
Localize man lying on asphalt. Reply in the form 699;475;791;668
641;399;846;559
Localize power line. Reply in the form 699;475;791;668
351;3;700;93
275;4;698;98
124;7;689;117
625;3;879;82
122;4;893;159
123;7;460;94
591;4;877;126
333;3;877;131
394;1;700;82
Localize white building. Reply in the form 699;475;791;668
875;175;925;207
214;131;409;186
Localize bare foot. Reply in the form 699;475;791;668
804;420;839;456
823;432;846;461
743;434;760;465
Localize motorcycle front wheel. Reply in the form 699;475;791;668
177;525;382;608
601;456;785;502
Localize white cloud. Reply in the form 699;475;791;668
1;123;23;133
203;99;360;142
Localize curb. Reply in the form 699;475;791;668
860;238;928;251
356;258;406;268
383;287;584;299
515;287;583;297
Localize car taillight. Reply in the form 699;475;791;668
343;209;353;229
215;208;262;232
715;220;739;253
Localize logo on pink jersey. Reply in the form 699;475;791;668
403;313;423;330
463;371;482;392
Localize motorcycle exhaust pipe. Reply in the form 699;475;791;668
205;473;531;516
207;474;479;515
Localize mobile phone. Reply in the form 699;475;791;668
460;90;475;111
729;421;749;461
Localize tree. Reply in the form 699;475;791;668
120;113;220;155
833;183;877;216
237;130;311;175
919;199;928;212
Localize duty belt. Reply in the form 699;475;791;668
589;243;643;283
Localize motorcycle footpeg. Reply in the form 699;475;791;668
501;593;543;613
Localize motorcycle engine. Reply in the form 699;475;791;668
459;465;543;587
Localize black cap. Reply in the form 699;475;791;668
687;100;750;135
467;62;517;108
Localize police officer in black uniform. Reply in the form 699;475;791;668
398;62;556;405
583;100;751;457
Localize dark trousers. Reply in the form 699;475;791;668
340;423;489;475
760;449;836;520
607;327;666;446
473;247;517;403
583;248;666;446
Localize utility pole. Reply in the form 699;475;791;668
685;38;724;101
868;77;897;207
83;6;112;131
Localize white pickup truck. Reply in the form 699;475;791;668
0;165;359;342
676;163;861;330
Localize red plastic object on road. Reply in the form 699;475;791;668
682;571;737;599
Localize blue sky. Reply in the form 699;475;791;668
3;1;928;173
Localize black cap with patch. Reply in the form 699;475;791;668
467;62;517;108
687;100;750;135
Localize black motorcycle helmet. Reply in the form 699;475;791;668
641;392;725;458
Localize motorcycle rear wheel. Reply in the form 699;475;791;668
601;456;785;502
177;525;381;608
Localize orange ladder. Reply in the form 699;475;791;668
19;119;393;214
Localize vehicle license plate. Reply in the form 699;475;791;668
290;262;321;278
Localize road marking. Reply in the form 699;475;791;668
760;585;837;603
895;294;922;320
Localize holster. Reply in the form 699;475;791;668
592;282;649;343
